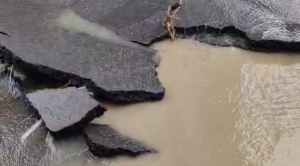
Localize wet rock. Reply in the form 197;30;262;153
0;0;164;103
0;73;62;166
84;123;154;158
26;87;106;134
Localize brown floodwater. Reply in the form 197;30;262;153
58;39;300;166
54;11;300;165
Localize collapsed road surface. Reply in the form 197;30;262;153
26;87;106;135
175;0;300;51
0;0;165;103
71;0;300;51
2;0;300;164
1;0;300;105
0;69;156;163
0;73;62;166
84;123;154;158
70;0;172;44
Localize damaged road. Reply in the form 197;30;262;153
3;0;300;163
84;123;155;158
0;0;165;103
2;0;300;107
26;87;106;135
70;0;173;44
0;0;162;161
71;0;300;51
0;70;156;162
174;0;300;51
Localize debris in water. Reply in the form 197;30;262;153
20;113;34;124
84;123;155;158
45;132;58;153
162;0;182;40
64;147;89;161
21;119;43;143
59;79;72;89
0;73;62;166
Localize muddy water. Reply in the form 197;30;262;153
53;12;300;164
86;39;300;166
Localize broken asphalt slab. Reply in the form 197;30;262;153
0;0;164;103
71;0;173;44
176;0;300;41
3;0;300;107
0;73;62;166
26;87;106;135
175;0;300;51
71;0;300;51
84;123;155;158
